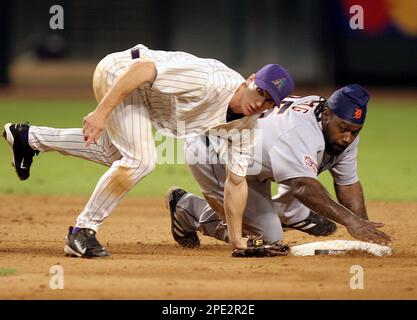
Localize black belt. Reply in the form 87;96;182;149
131;47;140;59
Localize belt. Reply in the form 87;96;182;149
131;47;140;59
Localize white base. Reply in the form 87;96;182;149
290;240;392;257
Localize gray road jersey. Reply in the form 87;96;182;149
245;95;359;185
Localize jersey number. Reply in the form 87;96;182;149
278;100;316;115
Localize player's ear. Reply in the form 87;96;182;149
322;107;331;125
246;74;256;84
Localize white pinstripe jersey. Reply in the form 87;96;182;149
94;44;259;176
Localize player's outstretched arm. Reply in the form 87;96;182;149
224;169;249;249
283;177;391;245
83;60;156;146
334;181;368;220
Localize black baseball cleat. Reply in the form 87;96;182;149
282;211;337;236
3;122;39;181
64;226;110;258
165;186;200;248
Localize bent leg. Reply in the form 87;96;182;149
242;180;283;243
176;192;229;242
76;94;156;231
176;181;283;244
185;135;283;243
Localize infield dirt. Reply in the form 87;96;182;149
0;195;416;299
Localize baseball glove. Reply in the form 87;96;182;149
232;238;290;258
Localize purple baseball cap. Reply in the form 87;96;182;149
255;64;295;106
327;84;369;125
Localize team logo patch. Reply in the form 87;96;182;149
272;78;286;90
304;155;318;174
353;108;363;119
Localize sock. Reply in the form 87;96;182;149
71;227;81;234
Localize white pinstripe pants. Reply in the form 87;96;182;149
29;51;157;231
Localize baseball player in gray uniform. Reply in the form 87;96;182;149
166;85;391;250
3;44;294;258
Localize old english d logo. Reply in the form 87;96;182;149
354;108;363;119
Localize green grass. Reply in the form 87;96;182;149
0;99;202;196
0;98;416;200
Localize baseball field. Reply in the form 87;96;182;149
0;94;416;299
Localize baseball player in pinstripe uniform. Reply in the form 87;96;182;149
3;44;294;258
166;85;391;252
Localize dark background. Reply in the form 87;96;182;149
1;0;416;87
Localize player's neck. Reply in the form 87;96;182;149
229;83;245;114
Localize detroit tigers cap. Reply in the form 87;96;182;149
255;64;295;106
327;84;370;125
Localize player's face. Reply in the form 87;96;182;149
240;78;275;116
322;109;362;155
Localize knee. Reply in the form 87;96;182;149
114;155;156;184
129;156;156;181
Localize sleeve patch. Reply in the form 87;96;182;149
304;155;318;174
